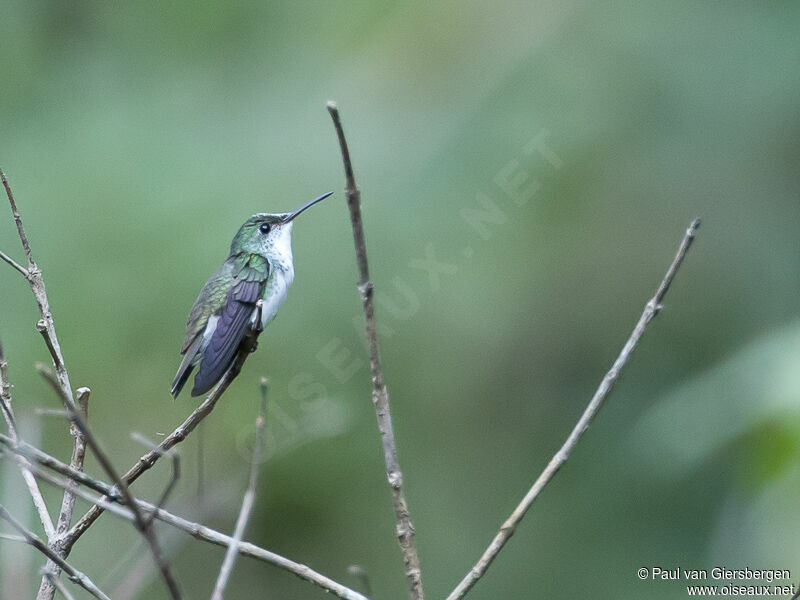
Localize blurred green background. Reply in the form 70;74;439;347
1;1;799;598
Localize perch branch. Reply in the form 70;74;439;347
130;432;181;528
1;439;369;600
66;343;252;550
0;504;111;600
210;377;269;600
445;218;701;600
327;101;425;600
1;171;363;599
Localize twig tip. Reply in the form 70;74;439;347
326;100;339;113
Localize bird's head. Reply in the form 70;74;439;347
230;191;332;257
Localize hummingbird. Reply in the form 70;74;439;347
171;191;333;398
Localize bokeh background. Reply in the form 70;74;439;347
2;2;799;598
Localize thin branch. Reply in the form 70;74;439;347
37;365;182;600
54;388;89;539
0;504;111;600
42;570;78;600
0;338;56;539
0;434;123;502
130;432;181;528
2;170;86;600
327;101;425;600
445;218;701;600
2;171;75;403
0;248;28;277
2;439;369;600
1;171;361;599
211;377;269;600
66;342;252;551
1;169;34;267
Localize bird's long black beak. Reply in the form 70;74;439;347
283;191;333;223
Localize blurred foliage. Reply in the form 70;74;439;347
1;1;799;599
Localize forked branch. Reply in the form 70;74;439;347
0;435;369;600
0;504;111;600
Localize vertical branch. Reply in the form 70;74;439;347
1;170;180;599
2;170;76;411
42;570;78;600
327;102;425;600
54;388;90;537
37;387;91;599
210;377;269;600
2;169;35;266
445;219;701;600
0;338;56;539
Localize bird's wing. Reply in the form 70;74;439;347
171;261;235;397
180;261;235;353
190;254;270;396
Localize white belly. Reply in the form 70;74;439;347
254;264;294;328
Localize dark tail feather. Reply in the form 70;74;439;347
171;362;194;398
172;335;203;398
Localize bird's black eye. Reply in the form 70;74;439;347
259;223;271;234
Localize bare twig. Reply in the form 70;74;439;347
0;434;123;501
2;171;75;410
2;440;369;600
66;342;252;549
0;338;56;539
327;101;425;600
54;388;89;538
0;504;111;600
445;219;701;600
130;432;181;528
2;170;93;600
0;248;28;277
210;377;269;600
2;169;34;266
42;569;78;600
0;339;14;430
37;365;182;600
35;386;88;600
